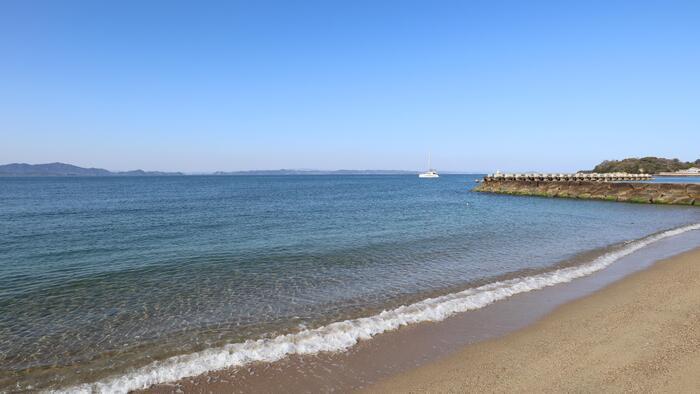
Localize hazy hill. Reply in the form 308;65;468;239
0;162;183;176
213;169;417;175
589;157;700;174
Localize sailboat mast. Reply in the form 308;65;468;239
428;152;431;170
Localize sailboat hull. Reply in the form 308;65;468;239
418;173;439;178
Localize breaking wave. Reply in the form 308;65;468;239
59;222;700;393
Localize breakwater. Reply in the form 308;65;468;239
484;172;653;182
475;180;698;206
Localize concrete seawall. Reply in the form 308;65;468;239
474;180;698;206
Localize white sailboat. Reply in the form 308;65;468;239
418;153;439;178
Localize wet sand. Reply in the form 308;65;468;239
366;247;700;393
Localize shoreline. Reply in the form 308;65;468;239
135;225;700;393
366;246;700;393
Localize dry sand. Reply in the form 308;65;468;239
364;247;700;393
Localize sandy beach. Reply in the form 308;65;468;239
366;247;700;393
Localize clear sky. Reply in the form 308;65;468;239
1;1;698;172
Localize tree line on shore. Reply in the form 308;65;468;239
587;157;700;174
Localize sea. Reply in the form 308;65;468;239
1;175;699;392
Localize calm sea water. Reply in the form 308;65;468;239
1;175;698;391
647;176;700;183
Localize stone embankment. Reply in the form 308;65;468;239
474;180;698;206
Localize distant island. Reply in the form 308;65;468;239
0;163;183;177
587;157;700;174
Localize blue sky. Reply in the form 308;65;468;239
1;1;698;172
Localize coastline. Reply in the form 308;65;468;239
135;225;700;393
366;246;700;393
7;178;699;393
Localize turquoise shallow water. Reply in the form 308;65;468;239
1;175;698;390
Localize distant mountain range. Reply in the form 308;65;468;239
0;162;478;177
0;163;183;177
212;169;417;175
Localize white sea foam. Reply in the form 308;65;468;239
59;223;700;394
